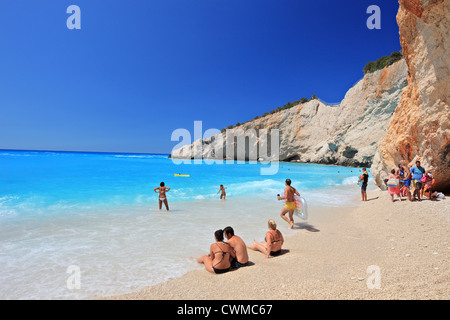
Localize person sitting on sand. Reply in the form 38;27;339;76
154;182;170;211
247;219;284;259
358;168;369;201
196;229;235;274
387;169;402;202
223;226;249;268
217;185;227;200
277;179;300;229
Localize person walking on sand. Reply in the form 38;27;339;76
217;185;227;200
277;179;300;229
195;229;235;274
154;182;170;211
223;226;249;268
247;219;284;259
358;168;369;201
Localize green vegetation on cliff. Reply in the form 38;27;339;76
221;94;318;132
363;51;403;74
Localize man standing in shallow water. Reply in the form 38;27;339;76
277;179;300;229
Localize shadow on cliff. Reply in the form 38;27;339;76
294;222;320;232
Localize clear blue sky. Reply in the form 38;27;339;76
0;0;401;154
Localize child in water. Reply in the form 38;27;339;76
217;185;227;200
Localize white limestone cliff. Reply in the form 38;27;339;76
171;59;408;168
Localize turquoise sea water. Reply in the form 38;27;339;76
0;150;371;299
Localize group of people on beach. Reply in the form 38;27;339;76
154;178;301;274
196;178;303;274
358;160;438;203
195;221;284;274
385;161;434;202
385;160;436;202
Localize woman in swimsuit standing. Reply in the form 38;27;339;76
196;229;235;274
247;219;284;259
154;182;170;211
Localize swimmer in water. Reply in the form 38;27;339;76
154;182;170;211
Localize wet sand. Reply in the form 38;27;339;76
106;189;449;300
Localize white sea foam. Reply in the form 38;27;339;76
341;176;360;185
0;198;283;299
0;182;367;299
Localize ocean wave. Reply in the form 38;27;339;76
341;176;360;185
325;175;360;186
112;154;163;159
0;208;18;217
0;196;19;217
0;152;38;157
224;179;284;198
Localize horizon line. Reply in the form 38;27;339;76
0;148;171;156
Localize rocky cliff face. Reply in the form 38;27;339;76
371;0;449;192
172;59;408;167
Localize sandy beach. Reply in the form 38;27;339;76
107;189;449;300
